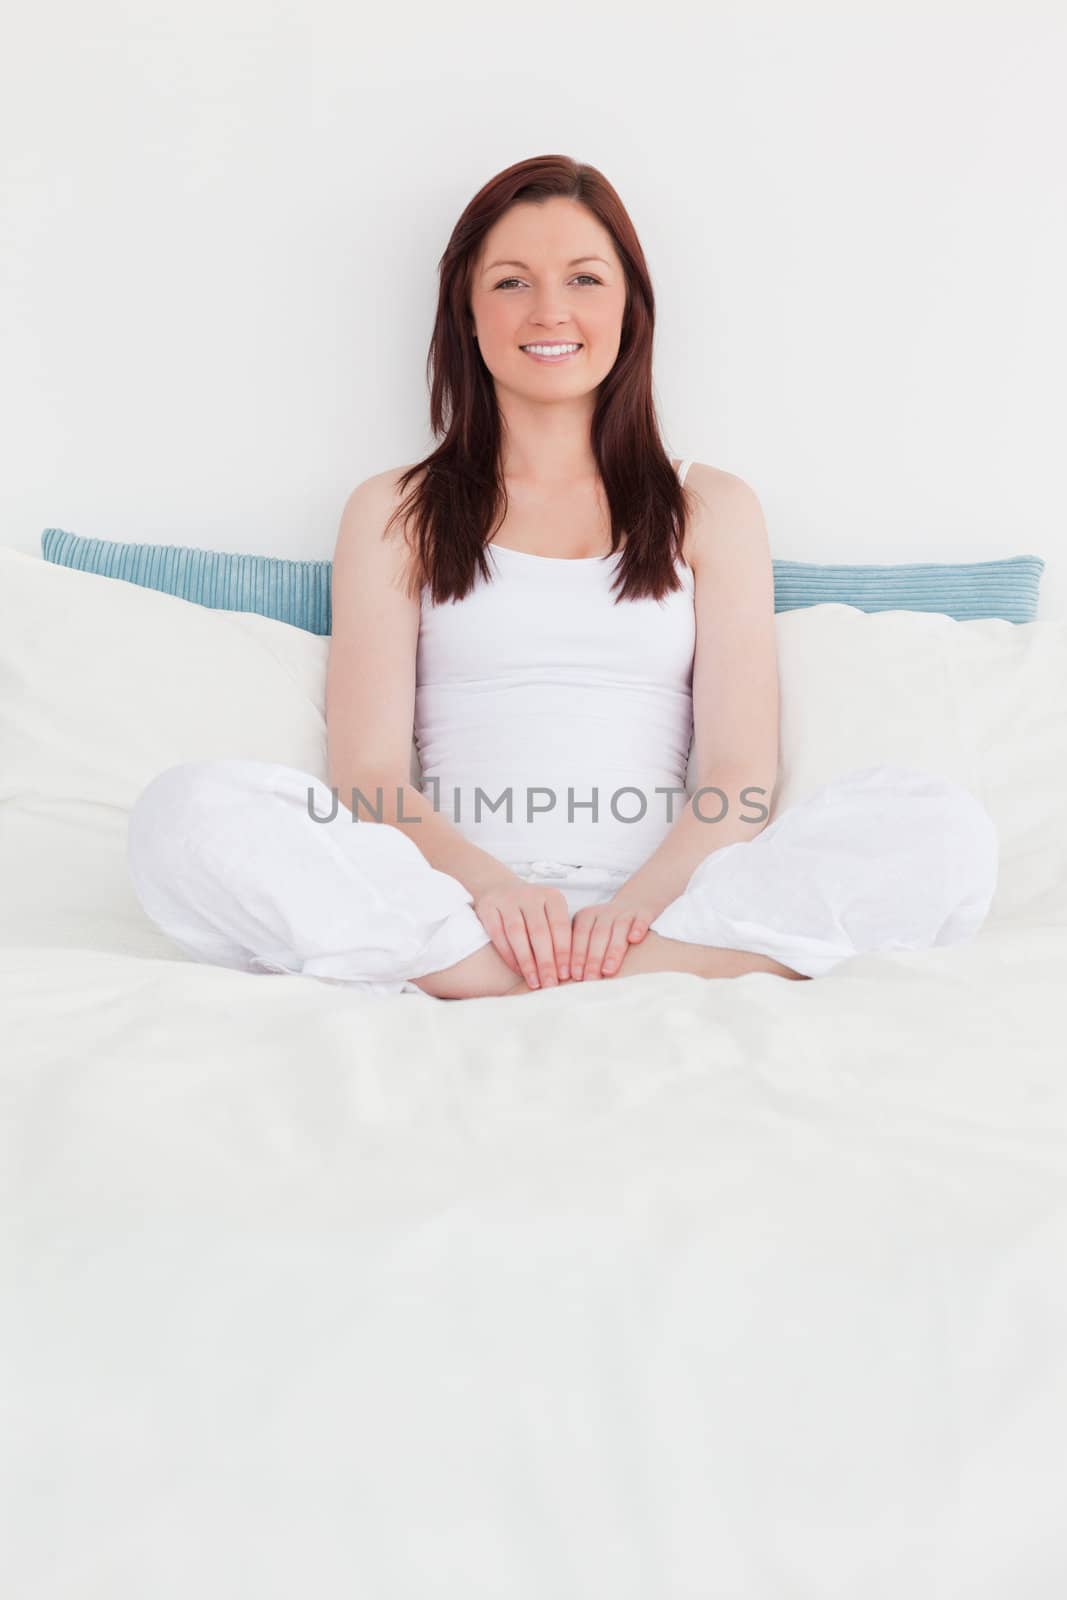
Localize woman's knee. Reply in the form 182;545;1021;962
127;758;282;890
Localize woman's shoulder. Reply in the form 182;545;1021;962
356;461;433;534
359;462;428;503
339;466;430;596
682;460;753;505
680;462;754;568
683;464;769;579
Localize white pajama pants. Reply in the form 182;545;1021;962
125;759;1000;999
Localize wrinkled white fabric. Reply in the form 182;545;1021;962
126;759;492;1000
126;757;998;995
649;763;1000;977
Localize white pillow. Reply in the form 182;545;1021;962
1;547;1064;957
0;549;332;956
770;604;1067;928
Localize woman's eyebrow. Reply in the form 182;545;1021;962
483;255;612;273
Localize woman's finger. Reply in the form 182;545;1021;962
546;899;573;981
524;903;564;988
569;911;594;980
600;916;636;976
483;906;522;977
503;913;541;989
582;916;614;981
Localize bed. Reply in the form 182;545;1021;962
3;542;1066;1597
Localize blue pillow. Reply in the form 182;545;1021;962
40;527;333;634
40;528;1044;633
772;555;1044;624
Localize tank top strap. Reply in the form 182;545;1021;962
675;457;694;486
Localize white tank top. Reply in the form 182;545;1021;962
414;457;696;873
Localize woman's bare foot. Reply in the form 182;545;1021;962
412;931;809;999
502;930;808;991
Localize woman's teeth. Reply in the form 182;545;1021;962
520;343;582;361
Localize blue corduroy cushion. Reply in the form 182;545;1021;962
40;528;333;635
772;555;1044;624
40;528;1044;632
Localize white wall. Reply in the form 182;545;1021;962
3;0;1064;617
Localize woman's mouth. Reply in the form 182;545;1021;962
519;343;583;364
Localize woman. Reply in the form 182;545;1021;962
126;155;998;1000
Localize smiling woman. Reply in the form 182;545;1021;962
468;210;629;439
386;160;687;610
126;153;1001;1003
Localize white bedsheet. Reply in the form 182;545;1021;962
4;921;1066;1598
4;545;1067;1592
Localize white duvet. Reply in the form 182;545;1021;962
3;545;1066;1597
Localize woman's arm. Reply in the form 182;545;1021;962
618;467;781;917
326;472;520;899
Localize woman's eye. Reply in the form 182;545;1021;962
494;275;601;290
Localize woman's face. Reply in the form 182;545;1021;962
469;198;627;400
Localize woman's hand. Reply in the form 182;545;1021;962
472;878;573;989
570;892;661;981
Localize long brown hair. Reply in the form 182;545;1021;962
384;153;695;607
